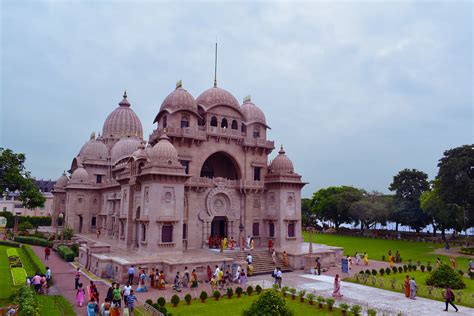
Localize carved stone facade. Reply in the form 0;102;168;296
52;83;306;255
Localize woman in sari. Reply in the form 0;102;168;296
332;274;343;298
191;269;198;289
229;237;234;250
404;275;410;298
150;269;155;288
137;270;147;292
87;297;98;316
158;271;165;290
223;237;228;249
363;252;369;266
389;255;394;268
283;251;289;267
272;250;277;265
76;283;85;307
206;265;212;282
250;238;255;251
87;281;96;301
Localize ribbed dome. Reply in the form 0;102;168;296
79;138;108;160
55;172;69;188
155;83;198;122
132;143;148;160
196;87;242;114
150;134;178;161
70;165;90;184
241;97;266;126
269;146;294;173
111;138;142;163
102;92;143;139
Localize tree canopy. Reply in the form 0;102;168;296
0;148;45;209
349;191;392;230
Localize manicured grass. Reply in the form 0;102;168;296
303;232;471;270
136;294;339;316
38;295;76;316
0;246;14;305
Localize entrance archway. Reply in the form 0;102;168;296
200;152;241;180
209;216;227;249
78;215;83;233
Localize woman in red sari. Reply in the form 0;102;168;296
268;239;273;252
158;271;166;290
404;275;410;298
230;237;235;250
207;265;212;282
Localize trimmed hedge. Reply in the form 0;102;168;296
14;236;53;247
7;248;19;257
0;240;21;247
11;267;27;285
58;245;75;262
22;245;46;274
0;212;51;228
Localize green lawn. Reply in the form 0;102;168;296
136;295;339;316
37;295;76;316
0;246;14;306
303;232;471;270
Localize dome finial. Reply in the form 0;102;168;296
176;80;182;89
90;132;96;140
243;95;251;103
213;41;218;88
123;90;127;98
279;145;285;154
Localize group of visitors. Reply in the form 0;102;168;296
173;266;199;292
387;249;401;266
27;267;51;294
353;251;369;266
208;235;236;250
125;265;149;292
403;275;417;300
272;267;283;288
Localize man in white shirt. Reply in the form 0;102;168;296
276;268;283;288
246;236;251;249
246;253;253;264
214;265;220;277
123;283;132;307
45;267;52;286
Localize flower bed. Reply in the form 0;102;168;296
11;267;27;285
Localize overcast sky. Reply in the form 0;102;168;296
1;0;472;198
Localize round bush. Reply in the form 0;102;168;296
236;287;243;296
255;284;262;294
171;294;180;307
398;266;403;273
371;269;377;276
145;299;153;305
242;290;293;316
426;264;466;289
385;267;391;275
184;293;192;305
157;297;166;307
199;291;208;302
246;286;254;296
213;290;221;300
227;287;234;298
379;268;385;276
427;265;433;272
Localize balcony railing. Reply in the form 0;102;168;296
186;177;264;189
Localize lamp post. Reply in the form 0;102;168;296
309;226;313;254
239;223;244;253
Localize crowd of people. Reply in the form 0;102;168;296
26;266;52;294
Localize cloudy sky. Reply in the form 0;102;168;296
1;0;472;197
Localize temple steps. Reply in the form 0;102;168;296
222;249;292;276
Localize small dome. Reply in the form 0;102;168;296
79;137;108;160
150;134;178;161
196;87;242;114
155;82;198;122
241;96;267;126
269;146;294;173
102;91;143;139
70;165;90;184
132;143;148;160
55;172;69;188
111;138;142;163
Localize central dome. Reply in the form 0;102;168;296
102;92;143;139
154;83;198;123
196;87;242;114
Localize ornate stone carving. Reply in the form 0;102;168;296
203;186;239;220
162;187;176;215
287;192;296;212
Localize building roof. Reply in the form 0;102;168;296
102;92;143;140
196;86;242;115
269;146;294;173
241;96;267;127
154;82;199;123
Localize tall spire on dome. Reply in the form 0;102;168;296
119;90;130;107
213;41;218;88
279;145;285;154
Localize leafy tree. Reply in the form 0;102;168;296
349;191;393;230
301;198;316;228
311;186;363;229
420;181;463;239
389;168;430;232
436;145;474;230
0;148;45;209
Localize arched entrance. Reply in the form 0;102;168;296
200;152;241;180
209;216;227;248
78;215;83;233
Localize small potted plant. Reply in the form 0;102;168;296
350;304;362;315
246;285;254;296
289;288;297;300
371;269;377;276
226;287;234;299
367;308;377;316
297;289;306;302
326;298;335;311
281;286;289;297
340;303;349;316
184;293;192;305
385;267;391;275
255;284;262;294
427;265;432;272
199;290;208;303
316;296;325;308
420;265;425;272
398;266;403;273
392;266;397;274
236;287;243;298
213;290;221;301
171;294;180;307
379;268;385;276
145;299;153;306
306;293;315;305
157;297;166;307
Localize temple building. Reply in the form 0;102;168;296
51;80;329;281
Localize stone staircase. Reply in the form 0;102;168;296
223;249;292;276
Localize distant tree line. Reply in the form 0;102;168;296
302;144;473;238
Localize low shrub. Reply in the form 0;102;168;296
242;290;293;316
427;265;433;272
184;293;192;305
326;298;335;310
22;245;46;274
289;287;296;299
420;265;425;272
145;299;153;305
18;221;34;232
385;268;391;275
69;244;79;257
236;287;243;297
297;289;306;302
371;269;377;276
14;236;52;247
398;266;403;273
365;269;371;275
392;267;398;274
199;291;208;302
426;264;466;289
57;245;75;262
255;284;262;294
351;304;362;315
171;294;180;307
340;303;349;311
403;265;408;272
157;297;166;307
457;270;464;277
0;240;20;247
316;296;325;308
12;286;39;315
367;308;377;316
227;287;234;298
7;248;19;257
306;293;315;305
280;286;289;297
213;290;221;301
379;268;385;276
246;285;254;296
11;267;27;285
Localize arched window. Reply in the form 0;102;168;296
221;118;228;128
210;116;218;127
136;206;141;219
231;120;238;130
180;114;190;128
141;223;147;242
162;115;168;128
253;126;260;138
241;123;246;134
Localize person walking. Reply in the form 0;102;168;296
332;274;343;298
191;269;198;290
272;249;277;265
276;268;282;288
363;252;369;266
127;265;135;285
355;252;360;265
268;239;273;252
123;283;132;307
44;247;51;260
409;277;417;300
127;289;138;315
74;267;81;290
443;286;458;312
316;257;321;275
182;266;190;288
404;275;410;298
112;283;122;307
45;266;52;286
76;283;85;307
87;297;98;316
283;251;289;268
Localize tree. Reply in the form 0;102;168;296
389;168;430;232
420;181;463;239
243;289;294;316
349;191;393;230
0;148;45;209
436;145;474;230
301;198;315;228
311;186;363;229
